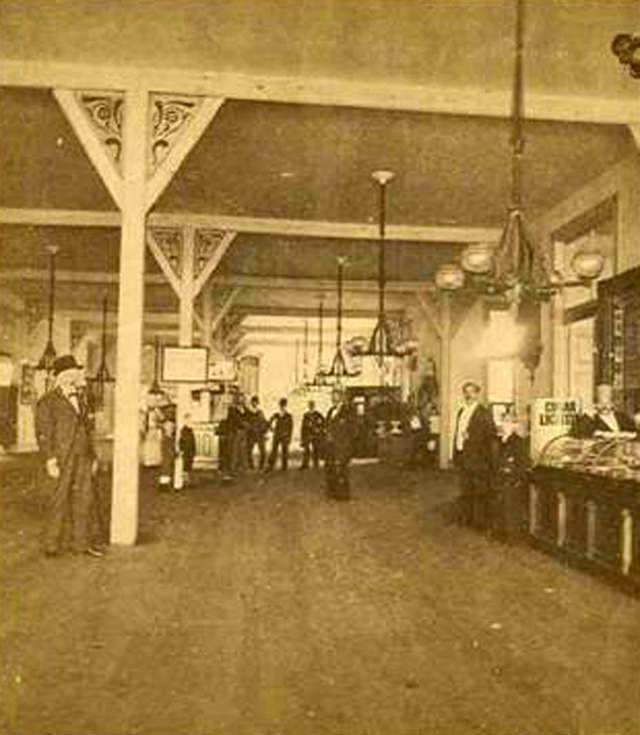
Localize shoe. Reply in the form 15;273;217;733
85;547;106;558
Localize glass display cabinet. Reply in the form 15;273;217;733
530;432;640;595
537;433;640;482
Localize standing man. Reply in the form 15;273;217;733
452;380;497;530
247;395;268;471
324;387;355;500
300;399;325;470
178;413;197;487
227;391;249;477
267;398;293;471
34;355;103;557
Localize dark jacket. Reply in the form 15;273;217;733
572;410;636;438
325;403;355;461
179;426;196;459
270;411;293;442
34;388;94;462
247;407;269;438
591;410;636;434
301;410;325;444
227;405;250;434
453;403;497;475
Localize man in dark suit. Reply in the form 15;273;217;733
300;400;325;470
267;398;293;471
324;387;355;500
34;355;103;557
452;380;497;529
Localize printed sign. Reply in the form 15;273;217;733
530;397;581;462
161;347;209;382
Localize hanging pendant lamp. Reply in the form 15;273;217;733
89;294;115;409
363;170;409;366
148;336;165;399
325;257;359;384
312;298;331;387
36;245;59;372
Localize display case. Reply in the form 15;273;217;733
530;432;640;595
537;433;640;482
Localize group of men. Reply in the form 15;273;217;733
221;389;355;499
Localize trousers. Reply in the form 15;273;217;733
301;438;323;469
43;453;93;553
268;437;290;470
325;453;350;500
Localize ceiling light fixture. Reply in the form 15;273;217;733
362;170;415;366
611;33;640;78
434;0;606;379
323;257;359;384
88;294;115;409
36;245;59;373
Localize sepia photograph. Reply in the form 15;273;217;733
0;0;639;733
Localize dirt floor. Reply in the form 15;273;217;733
1;459;639;735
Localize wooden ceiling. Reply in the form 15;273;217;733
0;0;638;336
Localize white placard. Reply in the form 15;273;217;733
208;360;236;382
530;397;581;462
162;346;209;382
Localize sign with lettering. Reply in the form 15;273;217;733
530;397;581;462
161;346;209;382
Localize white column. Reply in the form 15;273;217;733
439;293;452;470
177;225;195;427
110;87;148;546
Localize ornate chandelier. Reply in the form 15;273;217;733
434;0;605;304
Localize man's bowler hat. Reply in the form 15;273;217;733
52;354;83;376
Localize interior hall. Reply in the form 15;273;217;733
1;2;639;734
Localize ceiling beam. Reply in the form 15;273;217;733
0;268;437;293
210;274;435;293
1;59;637;124
0;207;499;244
236;305;401;319
0;269;166;285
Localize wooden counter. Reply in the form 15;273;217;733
529;466;640;594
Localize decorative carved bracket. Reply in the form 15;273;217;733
149;94;201;172
77;92;125;169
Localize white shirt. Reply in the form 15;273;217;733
598;410;620;433
455;402;478;452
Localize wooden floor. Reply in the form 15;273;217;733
1;461;639;735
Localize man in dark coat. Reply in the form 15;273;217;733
178;413;197;486
267;398;293;471
34;355;103;557
324;387;355;500
452;380;497;529
300;399;325;470
227;391;250;476
247;395;268;470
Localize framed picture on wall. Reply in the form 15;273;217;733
20;364;36;405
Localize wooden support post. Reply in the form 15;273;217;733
177;225;195;429
111;87;148;546
439;293;452;470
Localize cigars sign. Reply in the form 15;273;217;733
530;398;580;461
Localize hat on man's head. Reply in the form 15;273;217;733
462;380;481;393
52;354;83;376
